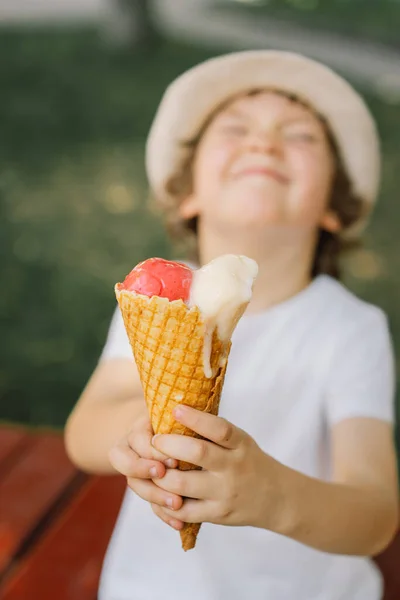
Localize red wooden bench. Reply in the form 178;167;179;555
0;424;398;599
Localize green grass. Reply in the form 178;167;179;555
0;27;399;429
214;0;400;48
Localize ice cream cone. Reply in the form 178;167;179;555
115;287;232;551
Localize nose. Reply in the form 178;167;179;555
247;128;282;156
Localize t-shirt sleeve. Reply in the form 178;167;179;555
99;306;133;362
325;308;396;425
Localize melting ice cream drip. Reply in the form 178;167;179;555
189;255;258;378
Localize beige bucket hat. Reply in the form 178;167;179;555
146;50;380;235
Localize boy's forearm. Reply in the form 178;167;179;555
259;464;398;557
65;396;145;475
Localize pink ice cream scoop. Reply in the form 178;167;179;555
119;258;193;302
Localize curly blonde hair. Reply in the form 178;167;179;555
151;91;369;280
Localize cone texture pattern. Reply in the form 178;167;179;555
115;287;231;551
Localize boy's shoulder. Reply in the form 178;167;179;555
316;275;388;333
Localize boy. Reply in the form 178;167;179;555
65;51;398;599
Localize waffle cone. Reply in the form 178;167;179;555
115;287;232;551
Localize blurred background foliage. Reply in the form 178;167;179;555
0;1;399;433
216;0;400;47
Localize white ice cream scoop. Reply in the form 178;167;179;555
189;254;258;377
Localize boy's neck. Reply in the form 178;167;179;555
198;228;317;314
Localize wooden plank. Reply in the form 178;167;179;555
0;433;78;577
0;428;30;473
0;475;126;600
374;529;400;600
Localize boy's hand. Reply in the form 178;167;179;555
151;405;282;530
108;406;184;528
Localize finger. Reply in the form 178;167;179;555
127;477;183;511
160;498;213;524
153;467;212;500
109;439;166;479
172;406;243;449
127;428;178;467
151;503;184;530
152;433;226;470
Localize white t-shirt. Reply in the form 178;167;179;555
98;275;395;600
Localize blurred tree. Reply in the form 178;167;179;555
103;0;160;51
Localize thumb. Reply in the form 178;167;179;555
128;427;177;466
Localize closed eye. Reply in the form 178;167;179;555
285;130;318;143
219;123;248;136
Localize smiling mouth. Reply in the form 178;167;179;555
233;167;289;185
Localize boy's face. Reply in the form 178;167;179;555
180;91;340;235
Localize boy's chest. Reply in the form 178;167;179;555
218;317;332;464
